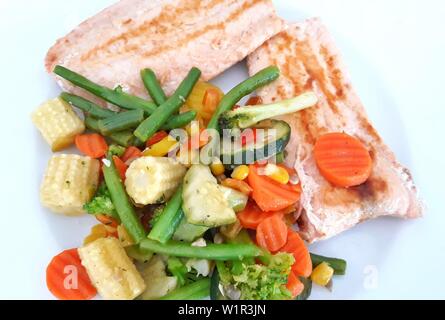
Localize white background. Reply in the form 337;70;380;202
0;0;444;299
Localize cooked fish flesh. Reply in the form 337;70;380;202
247;18;423;242
45;0;284;102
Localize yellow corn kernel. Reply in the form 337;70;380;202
210;158;225;176
117;225;135;247
83;224;108;245
40;154;100;215
259;164;289;184
311;262;334;287
32;97;85;151
231;165;250;180
143;136;178;157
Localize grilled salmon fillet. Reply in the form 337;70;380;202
247;18;423;242
45;0;283;102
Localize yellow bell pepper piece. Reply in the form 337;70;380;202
143;136;178;157
83;224;108;245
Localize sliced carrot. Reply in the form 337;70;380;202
75;134;108;158
112;155;128;181
314;132;372;188
96;214;119;228
146;131;168;147
280;229;312;278
221;178;253;195
238;201;279;229
256;214;288;252
121;146;142;163
248;164;301;211
286;271;304;299
245;96;263;106
46;248;97;300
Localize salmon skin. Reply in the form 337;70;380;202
247;18;423;242
45;0;284;103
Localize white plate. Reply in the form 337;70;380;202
1;0;444;299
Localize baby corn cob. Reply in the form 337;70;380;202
40;154;100;215
32;97;85;151
78;238;146;300
125;156;186;205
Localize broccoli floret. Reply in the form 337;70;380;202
83;182;118;218
107;144;126;158
219;93;317;129
219;252;295;300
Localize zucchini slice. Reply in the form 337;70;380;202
220;120;290;169
182;165;236;227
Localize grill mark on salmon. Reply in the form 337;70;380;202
46;0;284;100
81;0;234;61
247;18;423;242
320;45;345;99
139;0;260;59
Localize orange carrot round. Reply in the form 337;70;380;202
121;146;142;163
256;214;288;252
248;164;301;211
75;133;108;158
46;248;97;300
280;229;312;278
237;201;280;229
314;132;372;187
286;271;304;298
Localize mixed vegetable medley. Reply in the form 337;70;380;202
34;65;347;300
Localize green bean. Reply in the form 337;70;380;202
134;67;201;141
60;92;116;118
84;115;101;131
160;278;210;300
98;110;145;135
102;158;146;243
148;185;184;243
110;131;138;147
140;239;261;261
141;68;167;105
54;65;157;114
125;245;153;263
310;253;347;275
161;110;197;130
85;116;136;147
207;66;280;130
